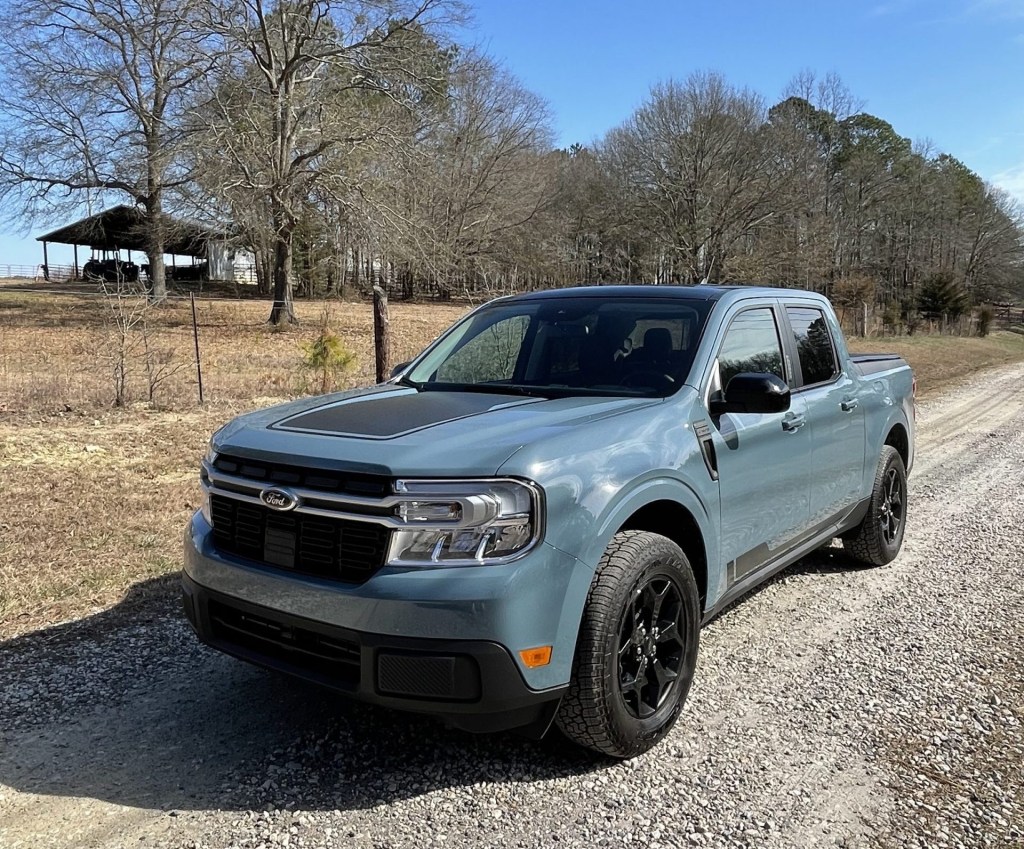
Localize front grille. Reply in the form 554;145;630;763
208;599;360;686
210;494;390;582
213;453;390;499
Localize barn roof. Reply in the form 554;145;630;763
36;205;223;257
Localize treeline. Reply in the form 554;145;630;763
0;1;1020;325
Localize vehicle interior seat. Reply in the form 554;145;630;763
619;327;679;390
577;333;621;387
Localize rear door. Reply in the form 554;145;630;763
701;303;811;586
782;304;866;529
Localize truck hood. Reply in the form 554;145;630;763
212;385;662;478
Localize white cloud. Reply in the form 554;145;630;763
990;163;1024;204
967;0;1024;20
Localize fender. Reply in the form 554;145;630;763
542;473;720;689
577;474;719;584
872;406;913;475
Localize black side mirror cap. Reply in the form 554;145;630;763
709;372;791;416
390;361;411;379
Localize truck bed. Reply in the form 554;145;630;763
850;353;909;377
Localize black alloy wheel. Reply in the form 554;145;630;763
617;575;687;719
879;465;904;546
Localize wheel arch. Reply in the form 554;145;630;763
618;500;709;610
884;421;910;468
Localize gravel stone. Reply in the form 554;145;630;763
1;364;1023;848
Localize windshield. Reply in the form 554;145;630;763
405;296;715;397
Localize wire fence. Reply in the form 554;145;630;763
993;303;1024;326
0;263;257;287
0;264;77;281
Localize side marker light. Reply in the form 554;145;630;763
519;646;553;668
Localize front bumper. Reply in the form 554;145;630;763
182;513;587;733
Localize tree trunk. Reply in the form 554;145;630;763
269;226;297;325
255;247;272;296
145;192;168;302
373;284;391;383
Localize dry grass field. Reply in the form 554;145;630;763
1;281;1022;638
0;285;467;637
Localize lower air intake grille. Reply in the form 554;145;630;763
210;495;389;583
207;600;360;685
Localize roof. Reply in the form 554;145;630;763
505;284;824;302
36;205;224;256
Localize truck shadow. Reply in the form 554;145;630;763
1;546;868;815
0;578;600;815
703;544;872;626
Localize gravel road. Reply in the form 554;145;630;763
2;364;1023;849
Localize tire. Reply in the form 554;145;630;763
842;445;908;566
555;531;700;759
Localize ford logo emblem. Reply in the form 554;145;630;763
260;487;299;512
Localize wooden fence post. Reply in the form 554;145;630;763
373;285;391;383
191;292;204;404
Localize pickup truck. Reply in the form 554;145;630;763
182;285;915;758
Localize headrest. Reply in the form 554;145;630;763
643;327;673;356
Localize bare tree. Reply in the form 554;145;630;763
197;0;460;324
0;0;217;301
601;73;785;284
371;51;556;297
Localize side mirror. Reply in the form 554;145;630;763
709;372;791;416
390;361;411;379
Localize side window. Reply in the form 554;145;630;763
436;315;530;383
786;307;838;386
717;308;785;391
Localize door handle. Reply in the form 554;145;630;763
840;398;859;412
782;413;806;432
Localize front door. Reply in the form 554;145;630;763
703;305;811;586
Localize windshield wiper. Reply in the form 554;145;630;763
394;375;420;390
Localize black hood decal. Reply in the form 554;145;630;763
271;390;541;439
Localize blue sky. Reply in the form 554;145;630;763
4;0;1023;268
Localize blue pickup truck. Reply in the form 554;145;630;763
183;285;915;758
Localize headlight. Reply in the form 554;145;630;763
388;479;543;566
199;440;217;524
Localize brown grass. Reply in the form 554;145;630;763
0;287;467;637
846;332;1024;398
0;287;468;412
1;284;1022;637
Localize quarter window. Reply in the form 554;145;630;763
786;307;838;386
717;308;785;391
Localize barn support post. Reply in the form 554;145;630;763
73;244;79;279
42;241;49;280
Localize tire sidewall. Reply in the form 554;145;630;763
596;539;700;755
876;448;907;560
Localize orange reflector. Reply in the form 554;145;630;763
519;646;552;668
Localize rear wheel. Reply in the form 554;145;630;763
843;445;907;566
555;531;700;759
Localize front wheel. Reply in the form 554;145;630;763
842;445;908;566
555;531;700;759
